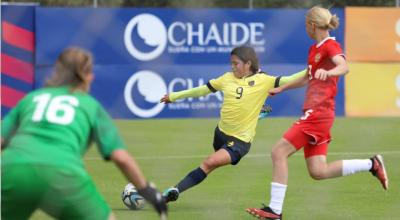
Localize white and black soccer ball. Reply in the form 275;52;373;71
121;183;145;210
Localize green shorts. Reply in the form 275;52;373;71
1;164;111;220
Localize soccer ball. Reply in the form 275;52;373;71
121;183;145;210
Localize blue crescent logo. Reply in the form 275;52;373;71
124;14;167;61
124;71;167;118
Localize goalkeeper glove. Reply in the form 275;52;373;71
138;182;168;219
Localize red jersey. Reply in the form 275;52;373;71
304;37;344;111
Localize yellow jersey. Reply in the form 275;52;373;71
207;72;277;143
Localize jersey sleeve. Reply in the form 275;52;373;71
169;85;212;102
92;105;126;160
326;41;344;59
1;104;20;145
276;69;308;87
1;94;30;145
207;73;227;92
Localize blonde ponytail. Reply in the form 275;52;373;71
307;6;339;30
328;14;339;30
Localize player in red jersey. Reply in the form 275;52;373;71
246;6;388;220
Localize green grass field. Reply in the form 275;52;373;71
32;117;400;220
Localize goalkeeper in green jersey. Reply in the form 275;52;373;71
161;46;306;203
1;48;167;220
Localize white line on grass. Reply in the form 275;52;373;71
85;151;400;161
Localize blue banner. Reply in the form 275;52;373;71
35;8;344;65
34;8;345;118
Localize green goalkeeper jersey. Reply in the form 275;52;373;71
1;86;126;169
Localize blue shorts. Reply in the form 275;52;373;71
213;127;251;165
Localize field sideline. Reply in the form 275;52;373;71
31;117;400;220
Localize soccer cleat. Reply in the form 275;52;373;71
246;205;282;220
259;105;272;120
370;155;389;190
163;187;179;203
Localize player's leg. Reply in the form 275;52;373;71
305;148;388;189
246;138;296;220
271;138;297;184
305;144;367;180
201;131;251;173
40;166;111;220
164;127;251;202
177;148;232;191
303;143;342;180
1;164;45;220
267;124;308;213
164;127;228;202
247;122;308;219
270;138;297;211
200;148;233;173
164;127;226;202
164;149;231;202
306;154;343;179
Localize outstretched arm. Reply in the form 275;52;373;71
160;85;212;103
269;70;309;96
258;69;307;119
278;69;307;86
111;149;147;189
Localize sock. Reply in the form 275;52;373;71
268;182;287;215
342;159;372;176
176;167;207;193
